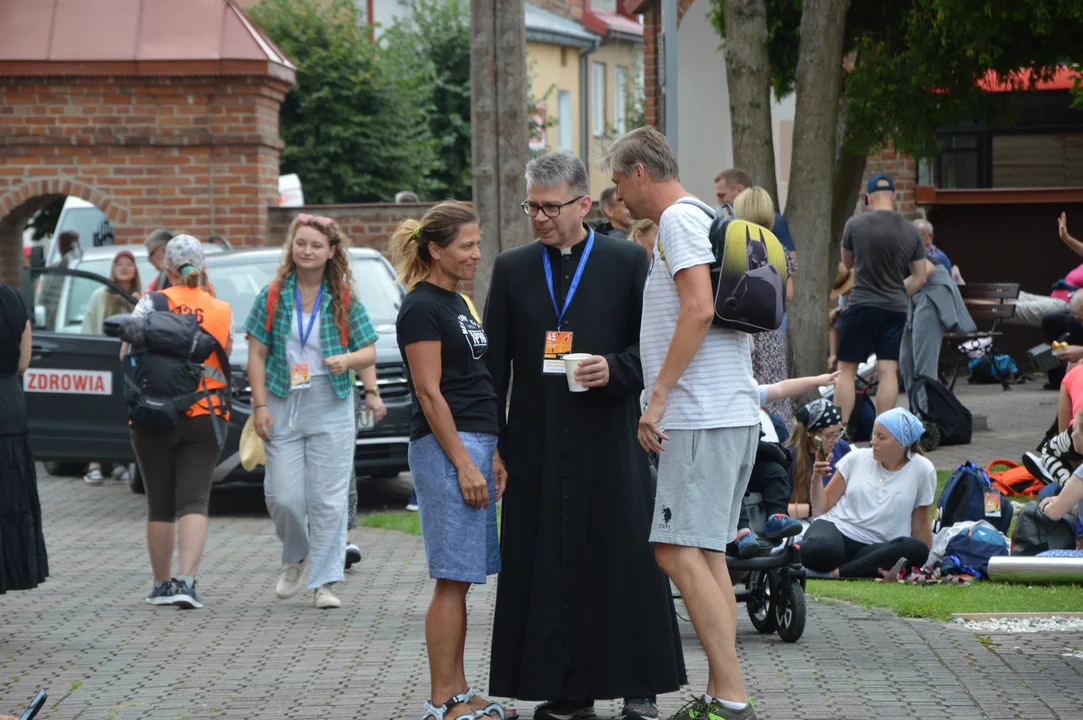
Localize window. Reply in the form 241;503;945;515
614;66;628;136
558;90;573;152
592;62;606;137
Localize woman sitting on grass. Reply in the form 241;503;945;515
785;397;852;522
1040;409;1083;523
800;407;936;579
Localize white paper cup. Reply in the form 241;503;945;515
563;353;592;392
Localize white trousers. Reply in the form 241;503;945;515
263;376;354;590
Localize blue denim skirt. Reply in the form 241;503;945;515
408;432;500;584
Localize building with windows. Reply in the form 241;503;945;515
526;2;642;198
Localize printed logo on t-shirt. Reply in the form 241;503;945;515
458;314;488;360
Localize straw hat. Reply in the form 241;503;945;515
830;262;854;300
239;415;266;472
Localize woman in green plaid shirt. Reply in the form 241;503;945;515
244;214;378;610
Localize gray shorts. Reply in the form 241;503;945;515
649;425;759;551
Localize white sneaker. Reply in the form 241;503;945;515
111;465;131;483
314;584;341;609
84;466;103;485
275;561;305;599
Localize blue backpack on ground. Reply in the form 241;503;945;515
934;461;1013;534
942;525;1009;579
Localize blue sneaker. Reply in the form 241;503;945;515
145;579;178;606
765;514;803;540
172;580;204;609
734;528;768;559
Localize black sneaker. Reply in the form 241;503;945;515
345;543;362;570
172;579;204;609
534;699;595;719
622;696;659;719
145;579;178;606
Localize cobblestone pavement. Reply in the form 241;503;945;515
3;465;1082;719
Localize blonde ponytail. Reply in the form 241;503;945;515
390;218;428;291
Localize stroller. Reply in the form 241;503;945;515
727;490;807;643
653;445;808;644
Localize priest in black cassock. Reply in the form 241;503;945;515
484;152;686;720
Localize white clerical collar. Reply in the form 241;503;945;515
560;247;572;256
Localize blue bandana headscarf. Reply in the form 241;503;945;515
876;407;925;457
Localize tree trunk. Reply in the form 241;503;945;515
722;0;779;206
471;0;530;305
783;0;850;386
829;101;867;274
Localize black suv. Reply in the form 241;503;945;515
21;247;411;491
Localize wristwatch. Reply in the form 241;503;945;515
365;386;380;397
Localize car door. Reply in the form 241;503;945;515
20;266;137;464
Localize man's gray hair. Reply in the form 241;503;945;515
601;125;679;182
1071;289;1083;314
913;218;934;236
525;152;589;196
395;191;420;203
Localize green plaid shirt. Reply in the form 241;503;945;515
243;273;378;400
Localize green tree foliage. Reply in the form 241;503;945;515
711;0;1083;158
249;0;436;204
381;0;472;201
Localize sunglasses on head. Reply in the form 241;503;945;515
298;213;334;227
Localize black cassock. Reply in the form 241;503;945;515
484;229;686;702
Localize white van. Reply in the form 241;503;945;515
44;197;113;265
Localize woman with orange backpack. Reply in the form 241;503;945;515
244;214;378;610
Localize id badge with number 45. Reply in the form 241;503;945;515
542;330;573;375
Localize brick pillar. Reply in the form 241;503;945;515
862;144;919;219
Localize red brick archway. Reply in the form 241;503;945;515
0;0;296;287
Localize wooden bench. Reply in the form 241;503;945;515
941;282;1020;391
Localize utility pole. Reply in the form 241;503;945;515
471;0;530;306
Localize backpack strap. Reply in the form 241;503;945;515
264;280;281;335
149;291;170;313
656;199;720;273
265;279;351;347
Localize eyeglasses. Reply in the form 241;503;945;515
819;430;842;442
521;195;585;218
298;213;334;227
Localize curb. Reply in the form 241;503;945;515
951;612;1083;621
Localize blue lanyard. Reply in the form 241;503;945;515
295;284;323;350
542;229;594;326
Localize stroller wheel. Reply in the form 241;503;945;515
745;571;778;634
774;581;807;643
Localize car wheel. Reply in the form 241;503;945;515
129;464;145;494
44;462;84;477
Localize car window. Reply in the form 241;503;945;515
73;257;158;293
205;257;402;326
31;270;134;336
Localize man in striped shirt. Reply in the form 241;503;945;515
606;126;760;720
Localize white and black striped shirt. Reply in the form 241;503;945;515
640;200;759;431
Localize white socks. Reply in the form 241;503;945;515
704;694;749;711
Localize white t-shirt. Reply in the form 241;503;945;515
822;448;937;545
288;304;326;376
640;199;759;431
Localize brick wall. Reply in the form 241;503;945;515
862;144;920;218
638;0;696;132
0;75;289;287
267;202;606;300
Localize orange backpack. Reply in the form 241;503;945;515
984;459;1045;497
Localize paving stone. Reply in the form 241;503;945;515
2;398;1082;720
